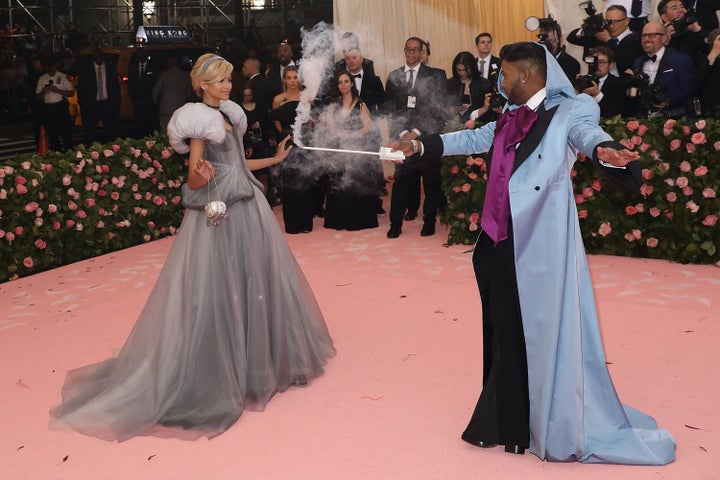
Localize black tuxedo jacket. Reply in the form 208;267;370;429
632;48;695;111
477;55;501;86
446;76;493;120
75;59;120;108
334;58;376;77
249;73;273;114
597;74;626;117
127;60;157;102
383;63;448;137
357;72;385;111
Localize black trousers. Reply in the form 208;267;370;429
81;100;119;144
462;229;530;448
389;155;442;229
43;100;73;152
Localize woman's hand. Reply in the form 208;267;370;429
273;135;293;164
193;158;216;182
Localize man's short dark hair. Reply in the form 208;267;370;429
606;5;627;16
475;32;493;44
590;45;615;63
500;42;547;79
657;0;675;15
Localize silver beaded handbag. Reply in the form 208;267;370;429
204;172;228;227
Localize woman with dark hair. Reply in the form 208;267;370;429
446;51;492;121
321;70;381;231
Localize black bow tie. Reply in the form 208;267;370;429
646;54;657;63
352;73;362;79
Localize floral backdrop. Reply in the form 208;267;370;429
2;116;719;282
0;138;186;282
441;116;720;266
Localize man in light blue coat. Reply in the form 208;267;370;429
390;42;676;465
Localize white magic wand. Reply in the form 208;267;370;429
297;146;406;162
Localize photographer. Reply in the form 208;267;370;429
568;4;643;74
694;27;720;117
575;46;627;117
658;0;706;65
630;22;695;118
35;56;73;152
538;20;580;81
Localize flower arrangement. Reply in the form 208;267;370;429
1;137;186;282
440;117;720;266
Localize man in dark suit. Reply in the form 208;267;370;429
632;21;695;117
267;43;296;98
659;0;708;65
383;37;447;238
540;22;580;82
340;47;384;111
241;57;273;115
567;5;643;75
475;32;501;86
334;32;377;78
576;46;627;117
74;48;120;144
127;48;158;138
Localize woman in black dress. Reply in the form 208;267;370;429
321;70;381;231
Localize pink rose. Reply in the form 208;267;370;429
665;211;674;219
649;207;661;217
34;239;47;249
85;198;96;208
575;194;585;204
469;212;480;224
65;219;75;228
624;233;635;242
97;220;105;229
637;124;648;136
5;232;15;242
682;186;693;196
112;144;121;151
702;215;717;226
171;195;182;205
679;161;691;172
625;205;638;216
591;179;602;191
145;140;155;149
578;209;588;219
143;234;151;242
67;200;77;210
676;176;689;188
640;184;654;197
702;188;716;198
147;221;156;229
62;174;71;186
466;157;475;166
669;139;681;151
16;184;28;194
631;135;643;145
161;149;171;159
686;143;696;153
632;229;642;240
714;141;720;151
21;161;31;170
695;119;706;130
634;203;645;213
97;189;107;197
639;142;650;152
101;164;110;173
457;213;465;219
646;238;658;248
620;138;634;149
450;165;459;174
685;200;699;213
53;221;61;230
23;257;33;268
468;172;478;180
48;203;57;213
682;125;691;135
694;165;708;177
14;226;23;235
461;183;471;192
691;132;707;145
666;192;677;202
664;119;676;130
76;210;87;219
599;222;612;236
465;120;476;129
90;151;100;160
626;120;639;131
469;223;479;232
24;201;39;212
583;187;594;198
111;191;120;200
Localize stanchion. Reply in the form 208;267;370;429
38;125;49;155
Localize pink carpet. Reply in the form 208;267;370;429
2;205;718;480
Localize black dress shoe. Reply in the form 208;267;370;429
420;223;435;236
461;435;498;448
504;444;526;455
387;226;401;238
404;211;417;221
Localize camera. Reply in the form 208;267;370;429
574;74;598;91
489;91;506;110
525;15;559;45
625;71;669;110
579;1;607;37
669;10;699;35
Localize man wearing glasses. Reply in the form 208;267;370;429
383;37;447;238
575;46;627;117
568;5;642;75
631;21;695;117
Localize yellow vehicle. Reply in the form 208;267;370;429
67;29;212;125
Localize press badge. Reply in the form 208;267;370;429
407;95;417;108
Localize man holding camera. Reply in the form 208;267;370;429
568;4;643;75
631;21;695;117
575;46;627;117
659;0;707;65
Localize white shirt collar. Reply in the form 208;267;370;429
525;88;546;111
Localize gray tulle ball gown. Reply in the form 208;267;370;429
50;101;335;441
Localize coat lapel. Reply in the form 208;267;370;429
513;103;558;172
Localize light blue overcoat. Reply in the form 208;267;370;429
440;45;676;464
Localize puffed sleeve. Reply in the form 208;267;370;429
167;103;226;154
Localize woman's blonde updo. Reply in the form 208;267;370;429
191;53;234;97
